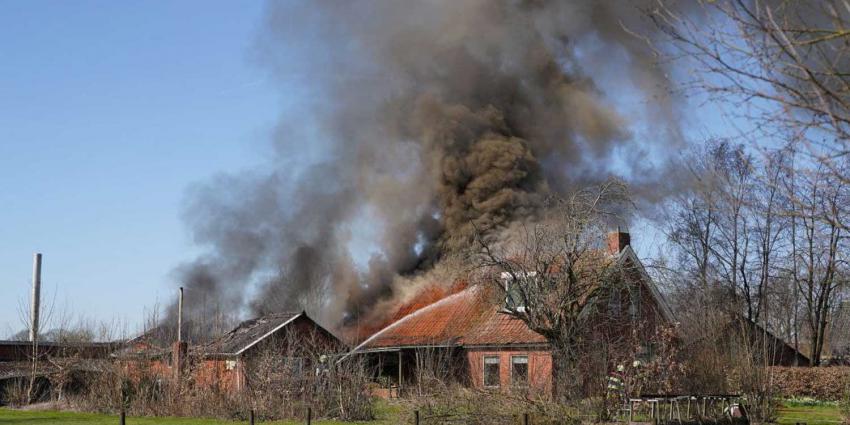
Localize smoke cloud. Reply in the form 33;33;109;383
173;0;687;331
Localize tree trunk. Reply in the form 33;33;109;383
550;337;580;402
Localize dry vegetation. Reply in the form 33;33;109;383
26;330;376;422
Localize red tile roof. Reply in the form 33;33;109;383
353;246;676;352
354;285;546;351
342;280;469;344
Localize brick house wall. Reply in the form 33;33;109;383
466;348;552;395
192;314;343;394
352;237;678;399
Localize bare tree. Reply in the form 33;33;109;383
787;165;848;365
650;0;850;230
664;142;770;320
474;179;631;398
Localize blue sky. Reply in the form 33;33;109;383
0;1;753;339
0;1;283;336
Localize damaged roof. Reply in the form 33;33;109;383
352;285;545;351
200;311;303;356
112;324;175;359
352;247;674;352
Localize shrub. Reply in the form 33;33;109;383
68;331;374;422
769;367;850;401
410;386;579;425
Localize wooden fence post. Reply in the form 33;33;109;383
523;412;530;425
414;410;420;425
119;408;125;425
249;409;255;425
306;406;312;425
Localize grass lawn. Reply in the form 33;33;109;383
777;403;844;425
0;403;404;425
1;402;843;424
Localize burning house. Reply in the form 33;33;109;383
345;232;676;397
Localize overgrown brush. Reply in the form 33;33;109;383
409;385;579;425
68;331;373;422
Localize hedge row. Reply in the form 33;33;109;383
769;366;850;401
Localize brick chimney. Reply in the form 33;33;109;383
606;230;630;255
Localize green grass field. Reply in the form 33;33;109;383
777;403;844;425
0;402;842;424
0;404;402;425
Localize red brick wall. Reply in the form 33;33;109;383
193;359;243;391
466;348;552;396
191;315;342;394
119;357;171;383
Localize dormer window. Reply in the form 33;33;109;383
501;271;536;312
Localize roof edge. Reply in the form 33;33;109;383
617;246;676;324
232;312;303;356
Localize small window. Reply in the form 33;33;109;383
285;357;305;377
501;271;535;312
225;360;237;370
608;289;622;316
638;344;654;362
483;356;500;388
511;355;528;387
506;279;524;310
629;288;640;321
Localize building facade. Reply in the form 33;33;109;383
348;232;677;397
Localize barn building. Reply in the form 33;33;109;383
115;311;343;394
193;311;343;391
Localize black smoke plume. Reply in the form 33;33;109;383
172;0;687;331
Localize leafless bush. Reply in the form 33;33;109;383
571;322;684;422
727;320;779;424
2;379;37;407
63;307;371;422
674;300;779;423
242;328;373;421
410;386;578;425
411;346;464;397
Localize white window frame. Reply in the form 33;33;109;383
483;355;501;389
501;271;536;313
509;355;529;387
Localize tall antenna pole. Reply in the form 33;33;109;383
177;287;184;343
29;253;42;343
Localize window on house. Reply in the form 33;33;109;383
511;355;528;387
502;272;536;312
629;288;640;321
637;344;654;362
483;356;500;388
225;360;237;371
608;289;622;316
284;357;305;377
